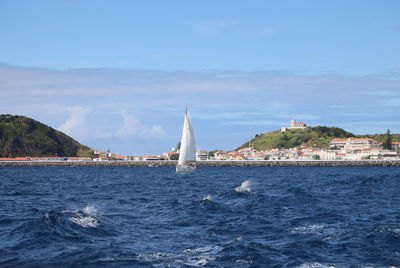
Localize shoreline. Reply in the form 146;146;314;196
1;160;400;167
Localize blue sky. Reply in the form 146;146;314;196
0;1;399;155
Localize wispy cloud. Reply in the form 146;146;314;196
359;90;400;96
1;64;400;154
382;98;400;107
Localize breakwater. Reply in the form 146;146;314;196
1;160;400;167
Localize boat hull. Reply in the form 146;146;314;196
176;165;196;174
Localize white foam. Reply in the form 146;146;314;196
185;255;216;266
297;262;338;268
137;252;170;260
98;257;116;262
68;205;100;228
69;215;99;228
235;236;243;241
60;209;71;213
236;259;251;265
290;224;325;234
44;213;50;224
182;245;222;266
134;245;223;267
82;204;98;216
184;245;222;254
235;180;252;193
202;194;212;201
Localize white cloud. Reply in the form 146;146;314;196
59;106;90;141
116;111;165;137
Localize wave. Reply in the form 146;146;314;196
297;262;339;268
98;245;223;267
289;224;326;234
7;204;108;251
288;223;348;244
68;205;99;228
235;180;252;193
68;214;99;228
97;242;231;267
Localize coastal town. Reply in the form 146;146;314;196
1;120;399;163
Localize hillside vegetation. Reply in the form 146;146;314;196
238;126;399;151
0;114;93;157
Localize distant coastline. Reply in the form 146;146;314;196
1;160;400;167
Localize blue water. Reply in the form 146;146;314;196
1;167;400;267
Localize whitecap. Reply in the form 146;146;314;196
137;252;170;260
69;214;99;228
68;205;100;228
235;236;243;241
291;224;325;234
185;255;216;266
235;180;252;193
60;209;71;213
44;213;50;224
202;194;212;201
297;262;339;268
82;204;98;216
182;245;222;267
184;245;222;254
236;259;251;265
98;257;116;262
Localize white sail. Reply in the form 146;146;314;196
178;108;196;166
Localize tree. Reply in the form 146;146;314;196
169;153;179;160
176;141;181;151
383;129;392;150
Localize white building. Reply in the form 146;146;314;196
343;138;380;152
196;152;208;161
317;150;337;160
329;138;347;149
392;142;400;151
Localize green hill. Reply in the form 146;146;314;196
0;114;93;158
238;126;399;151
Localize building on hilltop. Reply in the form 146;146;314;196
281;120;309;132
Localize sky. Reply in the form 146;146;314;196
0;0;399;155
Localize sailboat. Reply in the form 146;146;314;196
176;107;196;174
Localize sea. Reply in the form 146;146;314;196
1;166;400;267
